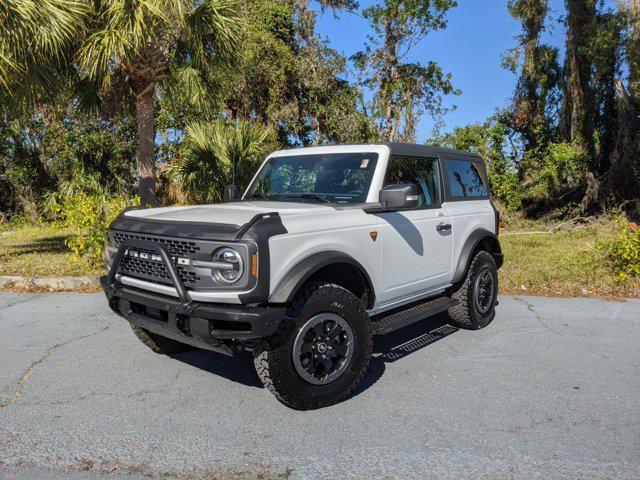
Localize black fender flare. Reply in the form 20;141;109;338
268;251;375;305
452;229;503;284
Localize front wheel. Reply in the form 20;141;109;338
253;282;372;410
448;251;498;330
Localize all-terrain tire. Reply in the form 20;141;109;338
131;325;194;354
448;251;498;330
253;282;373;410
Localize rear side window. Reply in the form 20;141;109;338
445;159;488;198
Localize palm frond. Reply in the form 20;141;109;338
169;120;276;203
0;0;87;102
183;0;244;69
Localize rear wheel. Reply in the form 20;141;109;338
448;251;498;330
131;325;194;354
253;282;372;410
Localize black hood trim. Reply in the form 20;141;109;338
237;214;288;304
110;212;241;241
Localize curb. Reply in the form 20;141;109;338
0;275;101;291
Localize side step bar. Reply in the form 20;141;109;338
372;296;458;335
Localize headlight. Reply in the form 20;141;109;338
211;247;244;284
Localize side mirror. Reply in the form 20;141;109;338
224;184;238;202
379;183;419;210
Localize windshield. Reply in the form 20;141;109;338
244;152;379;204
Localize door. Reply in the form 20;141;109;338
377;155;453;304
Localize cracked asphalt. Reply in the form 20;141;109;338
0;292;638;479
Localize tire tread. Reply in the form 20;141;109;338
448;251;497;330
253;281;372;410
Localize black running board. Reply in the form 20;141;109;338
372;296;458;335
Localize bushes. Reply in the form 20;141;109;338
46;177;138;266
523;142;587;208
598;218;640;279
61;193;138;266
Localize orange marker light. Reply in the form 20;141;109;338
251;252;258;276
370;231;378;241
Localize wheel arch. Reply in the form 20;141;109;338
452;229;503;284
269;251;376;309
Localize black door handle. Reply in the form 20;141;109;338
436;223;452;232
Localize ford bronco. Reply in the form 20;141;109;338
101;143;503;409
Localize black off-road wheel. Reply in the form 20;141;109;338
131;325;194;354
448;251;498;330
253;282;373;410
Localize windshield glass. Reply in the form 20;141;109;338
244;152;379;204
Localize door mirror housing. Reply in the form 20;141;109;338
224;184;239;202
379;183;419;210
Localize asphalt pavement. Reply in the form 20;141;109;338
0;292;638;479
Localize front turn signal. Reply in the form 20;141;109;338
251;252;258;277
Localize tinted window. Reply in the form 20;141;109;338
384;156;441;208
446;159;487;198
245;152;378;204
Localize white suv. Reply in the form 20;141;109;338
102;143;503;409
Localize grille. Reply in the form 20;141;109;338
113;232;200;256
118;254;202;286
112;232;206;288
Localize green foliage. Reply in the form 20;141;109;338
1;104;137;220
220;0;374;146
503;0;561;159
77;0;243;95
598;217;640;279
0;0;86;104
0;0;636;228
169;120;277;203
522;141;587;207
52;181;139;266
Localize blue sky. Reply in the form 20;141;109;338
312;0;617;141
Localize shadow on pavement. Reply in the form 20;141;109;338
169;312;459;399
350;312;458;398
169;350;263;388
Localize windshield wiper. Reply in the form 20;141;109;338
245;193;270;200
283;194;331;203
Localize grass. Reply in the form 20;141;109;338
0;224;105;278
1;221;638;298
500;222;640;298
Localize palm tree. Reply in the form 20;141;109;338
169;120;276;204
76;0;243;206
0;0;86;103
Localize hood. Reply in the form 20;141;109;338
123;201;335;226
110;201;335;241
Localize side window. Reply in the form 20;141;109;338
385;155;441;208
445;159;488;198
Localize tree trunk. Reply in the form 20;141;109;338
135;88;158;207
565;0;596;159
559;56;573;142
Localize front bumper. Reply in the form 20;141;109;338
101;237;285;356
102;277;285;355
